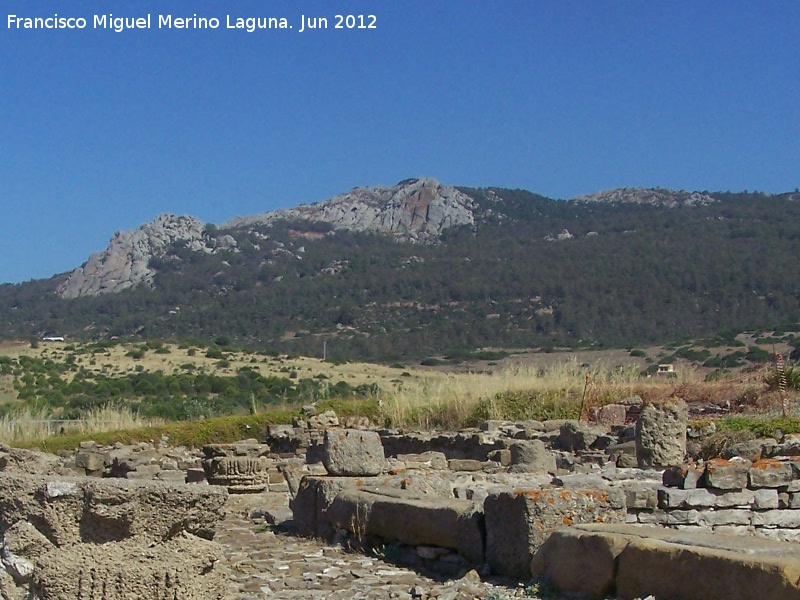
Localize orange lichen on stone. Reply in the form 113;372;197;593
751;458;783;469
514;489;543;500
562;516;573;525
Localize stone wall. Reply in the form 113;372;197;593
626;457;800;542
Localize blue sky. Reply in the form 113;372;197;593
2;0;799;284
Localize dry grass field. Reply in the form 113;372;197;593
0;336;794;446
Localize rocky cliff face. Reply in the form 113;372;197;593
57;214;228;299
223;177;475;240
57;178;475;299
571;187;718;207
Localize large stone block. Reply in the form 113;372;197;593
508;440;556;474
533;524;800;600
484;488;625;579
0;473;228;600
32;534;226;600
635;400;687;468
704;458;749;490
325;487;485;564
0;473;228;546
750;459;795;488
323;429;386;476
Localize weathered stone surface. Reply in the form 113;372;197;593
447;459;482;472
484;488;625;578
635;400;688;468
323;429;386;476
750;459;795;488
705;458;749;490
324;488;485;564
658;487;717;508
557;421;604;452
308;410;340;429
508;440;556;474
662;463;703;488
595;403;627;428
753;510;800;528
0;473;227;546
202;456;271;492
625;487;658;510
33;534;226;600
535;523;800;600
0;445;66;475
530;524;629;597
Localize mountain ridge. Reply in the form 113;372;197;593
53;178;755;299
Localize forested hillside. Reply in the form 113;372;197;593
2;186;800;361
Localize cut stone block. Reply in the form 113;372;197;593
533;523;800;600
323;429;386;477
750;459;795;488
704;458;749;490
484;488;625;579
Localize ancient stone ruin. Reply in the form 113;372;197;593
3;398;800;599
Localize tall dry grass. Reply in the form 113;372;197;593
0;404;161;446
380;358;673;429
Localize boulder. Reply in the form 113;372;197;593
508;440;556;474
635;400;688;468
323;429;386;476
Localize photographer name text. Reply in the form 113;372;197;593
7;13;377;33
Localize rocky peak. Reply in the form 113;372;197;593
224;177;476;240
571;187;718;208
57;214;217;299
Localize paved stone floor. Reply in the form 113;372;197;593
216;493;526;600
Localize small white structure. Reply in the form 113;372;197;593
42;336;65;342
657;364;675;374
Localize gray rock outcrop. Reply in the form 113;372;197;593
572;187;719;207
224;177;475;241
57;214;216;298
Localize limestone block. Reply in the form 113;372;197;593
753;510;800;529
704;458;749;490
750;459;795;488
508;440;556;474
658;487;717;509
754;488;781;510
625;487;658;510
32;533;226;600
323;429;386;477
484;488;625;579
73;450;108;473
447;459;482;472
535;523;800;600
615;527;800;600
662;463;703;488
697;509;752;527
557;421;605;452
635;400;688;468
530;525;627;597
324;488;485;565
713;489;757;508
